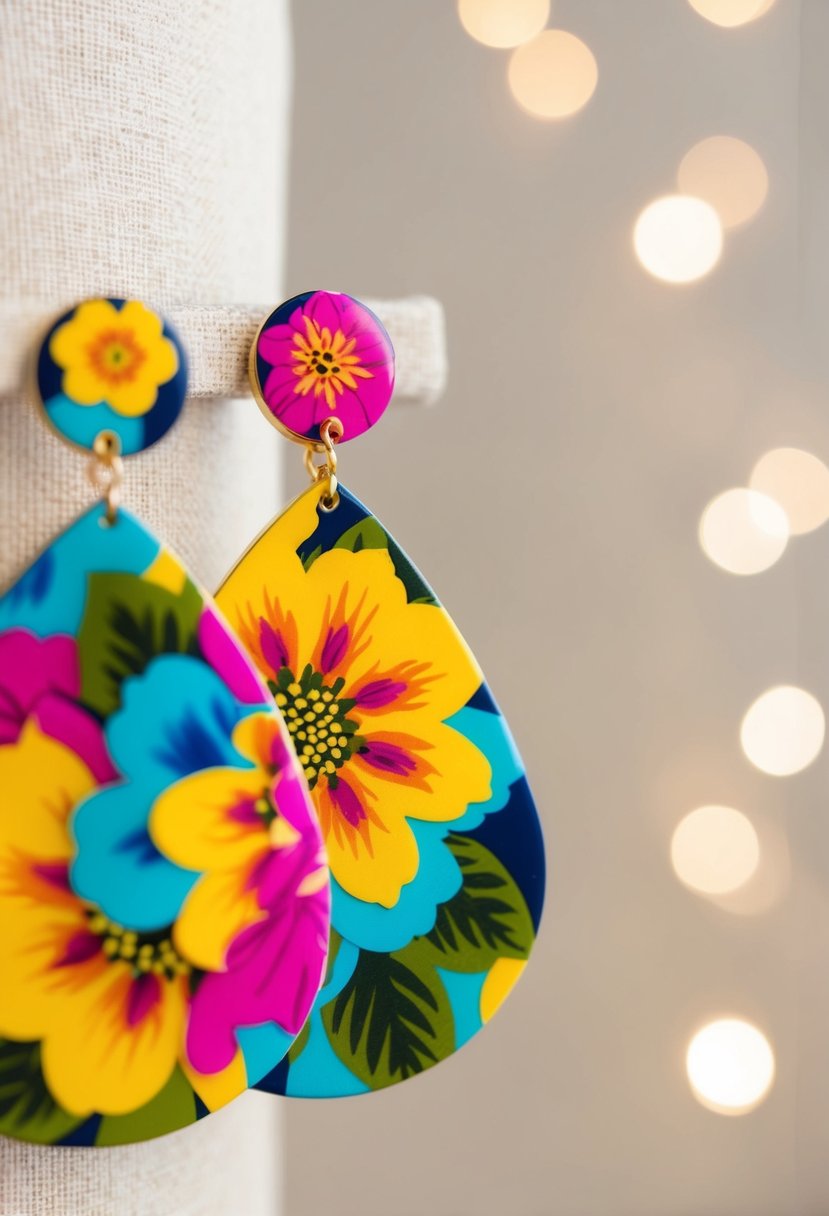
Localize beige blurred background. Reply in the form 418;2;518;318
280;2;829;1214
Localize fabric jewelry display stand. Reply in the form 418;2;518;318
0;4;445;1214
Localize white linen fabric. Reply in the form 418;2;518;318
0;299;446;406
0;1;290;1212
0;4;447;1212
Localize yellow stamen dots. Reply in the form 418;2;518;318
86;908;190;978
272;665;361;789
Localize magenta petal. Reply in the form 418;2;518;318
0;686;22;743
320;624;349;674
187;1007;239;1076
329;776;366;828
255;827;316;908
185;879;329;1073
34;693;118;783
126;973;163;1027
273;770;318;837
349;371;392;419
360;739;417;777
304;290;348;337
198;608;267;706
186;798;329;1075
353;677;408;709
257;322;298;366
258;619;291;675
263;369;316;434
261;366;300;407
310;390;370;437
31;861;72;892
56;930;101;968
228;796;261;828
0;629;79;743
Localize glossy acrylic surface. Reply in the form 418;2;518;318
252;291;395;445
0;505;329;1144
217;483;545;1096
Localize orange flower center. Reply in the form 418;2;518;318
290;315;373;402
85;328;147;385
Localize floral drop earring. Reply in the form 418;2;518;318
0;298;329;1146
216;290;546;1097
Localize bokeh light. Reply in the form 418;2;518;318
458;0;550;48
741;686;825;776
699;488;788;575
634;196;723;283
749;447;829;536
508;30;598;119
687;1019;775;1115
671;806;759;896
678;136;768;228
687;0;776;28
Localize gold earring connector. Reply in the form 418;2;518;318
88;430;124;524
303;417;342;511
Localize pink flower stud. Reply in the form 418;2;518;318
251;290;395;444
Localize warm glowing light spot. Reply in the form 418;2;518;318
749;447;829;536
671;806;759;896
688;0;776;28
507;30;598;119
458;0;550;48
687;1019;775;1115
741;686;825;776
634;196;723;283
678;136;768;229
699;488;788;575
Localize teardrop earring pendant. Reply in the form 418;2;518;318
217;290;546;1097
0;298;329;1145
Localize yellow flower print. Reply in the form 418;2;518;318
152;712;327;974
49;298;178;418
219;493;493;910
0;721;231;1118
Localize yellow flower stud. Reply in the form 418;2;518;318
49;298;179;418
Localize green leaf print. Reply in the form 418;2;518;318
78;570;202;716
0;1038;83;1144
421;834;535;973
322;939;454;1088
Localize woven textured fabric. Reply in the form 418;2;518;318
0;4;448;1211
0;0;290;1212
0;298;447;405
0;1095;279;1216
0;292;447;590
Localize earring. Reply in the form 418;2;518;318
0;298;329;1145
216;290;545;1097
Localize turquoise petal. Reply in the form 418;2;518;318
105;654;255;788
330;822;462;954
0;504;158;637
71;655;256;930
285;1011;370;1099
330;706;522;954
443;706;524;833
437;968;486;1049
238;1024;295;1086
71;782;198;932
318;937;360;1003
